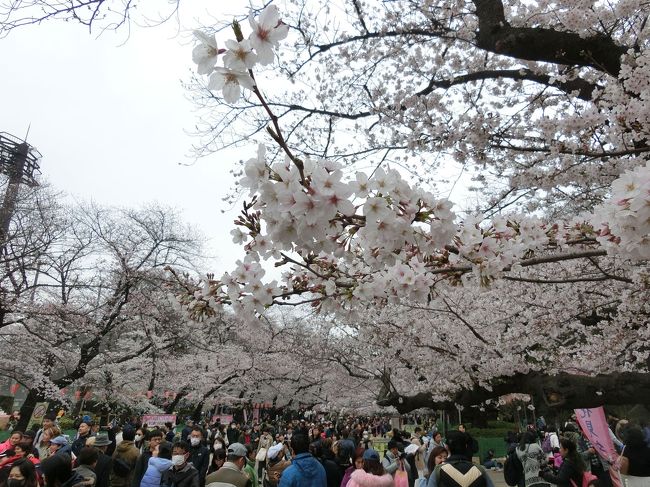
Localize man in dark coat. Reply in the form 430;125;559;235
93;431;114;487
188;427;209;487
163;441;200;487
131;429;163;487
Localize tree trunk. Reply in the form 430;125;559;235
164;390;188;414
15;388;40;431
191;402;204;422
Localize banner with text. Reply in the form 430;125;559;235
574;407;622;487
142;414;176;427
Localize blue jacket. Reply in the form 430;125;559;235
141;457;172;487
278;453;326;487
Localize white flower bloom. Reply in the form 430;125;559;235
248;4;289;65
223;39;258;71
192;31;220;75
230;227;247;244
351;172;370;198
208;67;255;103
363;197;391;222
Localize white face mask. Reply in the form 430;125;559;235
171;455;185;466
134;435;143;442
190;437;201;446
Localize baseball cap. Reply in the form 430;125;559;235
50;435;68;446
362;448;380;461
227;442;247;457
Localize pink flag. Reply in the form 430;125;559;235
574;407;622;487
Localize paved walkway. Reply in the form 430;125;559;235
486;469;508;487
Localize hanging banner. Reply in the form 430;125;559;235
574;407;622;487
142;414;176;427
253;408;260;423
211;414;234;425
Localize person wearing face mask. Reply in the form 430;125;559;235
110;428;140;487
131;430;163;487
205;443;252;487
162;442;199;487
187;428;209;487
133;431;145;454
8;458;39;487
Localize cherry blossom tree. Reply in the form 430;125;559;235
183;1;650;413
4;202;203;430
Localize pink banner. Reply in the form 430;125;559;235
574;407;622;487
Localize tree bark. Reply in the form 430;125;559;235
377;371;650;413
472;0;628;77
15;388;41;432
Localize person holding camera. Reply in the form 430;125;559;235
382;440;411;478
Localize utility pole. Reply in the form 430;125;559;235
0;132;41;250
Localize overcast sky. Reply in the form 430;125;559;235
0;3;250;273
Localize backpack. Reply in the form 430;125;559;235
112;457;132;477
570;471;599;487
503;448;523;486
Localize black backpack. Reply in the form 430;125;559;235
112;457;132;477
503;448;523;486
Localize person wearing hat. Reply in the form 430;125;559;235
50;436;73;457
265;443;290;487
345;449;393;487
91;431;114;487
277;433;326;487
205;442;252;487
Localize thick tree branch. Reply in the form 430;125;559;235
473;0;628;76
377;371;650;413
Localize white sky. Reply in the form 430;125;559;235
0;3;249;273
0;1;474;279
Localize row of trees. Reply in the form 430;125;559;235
1;0;649;421
0;184;360;430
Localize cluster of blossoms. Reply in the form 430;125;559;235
189;6;650;317
192;5;288;103
594;161;650;259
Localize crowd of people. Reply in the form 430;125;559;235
0;412;647;487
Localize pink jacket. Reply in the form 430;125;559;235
346;470;394;487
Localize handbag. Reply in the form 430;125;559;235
394;465;409;487
256;447;268;461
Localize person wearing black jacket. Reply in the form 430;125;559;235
131;430;163;487
540;438;584;487
92;433;114;487
187;428;209;487
310;438;342;487
162;442;199;487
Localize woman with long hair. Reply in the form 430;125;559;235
37;427;62;460
619;425;650;485
340;447;364;487
541;438;585;487
346;449;394;487
8;459;38;487
426;446;448;479
516;430;550;487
